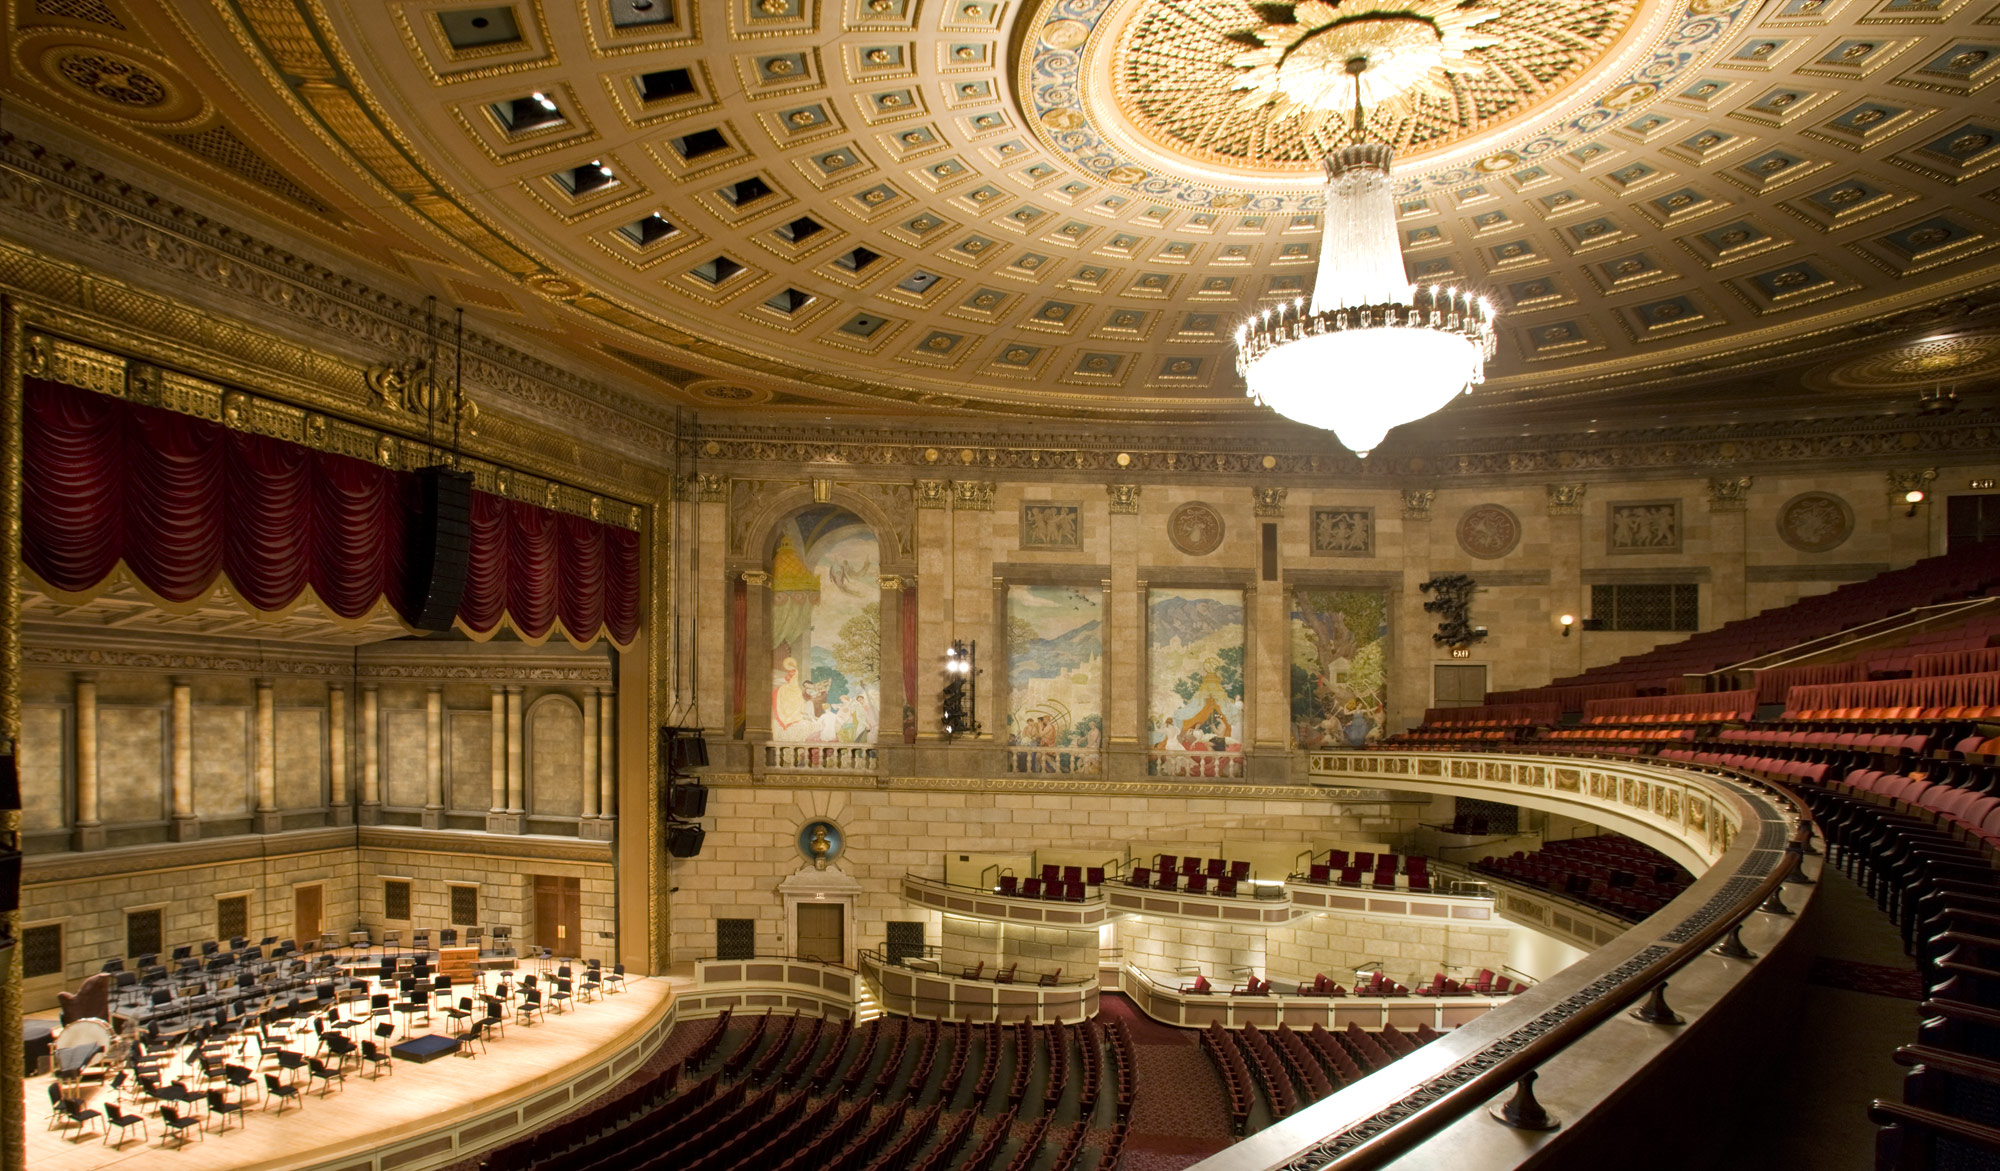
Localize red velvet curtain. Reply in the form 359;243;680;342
23;378;640;646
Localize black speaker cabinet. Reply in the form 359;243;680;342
408;466;475;633
667;824;705;858
0;751;16;811
669;783;709;820
659;726;709;771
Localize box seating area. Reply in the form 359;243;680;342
1502;545;2000;706
1124;853;1258;897
1297;849;1433;892
993;861;1106;903
1472;835;1692;923
1199;1020;1438;1136
484;1010;1133;1171
1771;749;2000;1168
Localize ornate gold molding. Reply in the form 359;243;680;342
1545;483;1587;516
1707;475;1754;512
913;479;949;510
1252;486;1287;518
951;480;996;511
1402;488;1437;521
1106;484;1142;514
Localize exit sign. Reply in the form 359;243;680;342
1972;479;1996;490
1450;647;1473;659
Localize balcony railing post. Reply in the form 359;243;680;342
1761;887;1793;916
1490;1070;1560;1132
1711;922;1758;961
1783;840;1815;884
1628;982;1684;1026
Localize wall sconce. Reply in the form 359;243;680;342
1905;488;1927;518
1559;613;1575;638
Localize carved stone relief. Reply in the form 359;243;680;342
1455;505;1520;560
1167;501;1225;556
1777;491;1854;552
1310;507;1375;557
1020;503;1083;551
1607;500;1682;554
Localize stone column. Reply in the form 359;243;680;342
254;678;281;834
327;683;351;826
1393;490;1438;734
914;480;952;743
1707;476;1752;628
1547;484;1587;683
422;685;445;829
581;686;601;821
71;673;103;851
598;689;616;820
504;686;525;829
488;686;507;813
692;474;731;733
359;683;381;823
951;481;996;739
1250;489;1289;778
1106;485;1141;776
169;678;198;841
741;570;772;744
878;575;906;751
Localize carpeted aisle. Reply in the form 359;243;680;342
1098;994;1236;1170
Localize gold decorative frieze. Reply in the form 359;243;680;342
951;479;996;511
1545;483;1588;516
1106;484;1142;515
1707;475;1753;511
367;360;480;437
1252;486;1287;517
914;479;950;509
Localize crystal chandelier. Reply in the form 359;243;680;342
1236;60;1496;457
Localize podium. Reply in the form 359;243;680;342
439;946;479;983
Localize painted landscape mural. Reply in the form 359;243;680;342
1291;588;1389;748
1006;585;1104;773
1147;587;1245;776
769;507;879;745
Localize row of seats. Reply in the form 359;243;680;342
1125;866;1246;896
1199;1020;1438;1136
1473;835;1690;923
1786;757;2000;1168
1723;728;1934;754
489;1010;1133;1171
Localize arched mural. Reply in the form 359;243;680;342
770;507;880;745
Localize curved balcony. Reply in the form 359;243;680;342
1187;750;1815;1171
1118;964;1508;1033
900;871;1111;928
857;948;1097;1024
685;956;858;1021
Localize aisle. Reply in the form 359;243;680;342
1724;867;1915;1171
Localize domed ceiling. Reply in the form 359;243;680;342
4;0;1999;439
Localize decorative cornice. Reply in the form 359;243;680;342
702;771;1407;802
1707;475;1754;512
913;479;950;510
951;480;996;512
1545;483;1587;516
0;133;678;460
1402;488;1437;521
1106;484;1142;515
353;664;613;683
1252;486;1287;518
24;644;350;678
741;570;771;587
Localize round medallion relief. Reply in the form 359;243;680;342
1777;492;1853;553
27;39;207;126
1456;504;1521;559
1167;501;1225;556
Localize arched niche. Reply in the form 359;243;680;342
525;693;585;818
767;506;881;746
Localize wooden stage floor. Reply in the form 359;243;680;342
27;970;682;1171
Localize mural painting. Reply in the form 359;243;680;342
1006;585;1104;773
770;507;880;745
1290;588;1389;748
1147;587;1245;775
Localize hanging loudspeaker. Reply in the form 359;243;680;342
670;784;709;819
407;466;475;633
667;824;705;858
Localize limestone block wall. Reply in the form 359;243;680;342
17;625;616;851
666;779;1423;966
710;461;1982;753
355;836;617;966
939;918;1098;983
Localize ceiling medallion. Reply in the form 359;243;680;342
1807;332;2000;391
1228;1;1501;126
1021;0;1751;209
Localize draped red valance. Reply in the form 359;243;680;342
22;378;641;647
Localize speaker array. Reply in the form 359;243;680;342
661;725;708;858
407;466;475;633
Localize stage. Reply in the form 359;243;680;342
27;972;683;1171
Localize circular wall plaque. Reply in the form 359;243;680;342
1456;505;1522;560
1777;491;1853;553
798;820;844;870
1168;501;1225;556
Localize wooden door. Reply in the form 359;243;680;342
294;885;322;946
534;875;581;955
795;903;843;965
1432;664;1488;710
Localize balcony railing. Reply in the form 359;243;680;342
1004;746;1102;774
763;743;878;772
1147;750;1246;778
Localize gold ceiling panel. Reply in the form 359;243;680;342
4;0;1999;431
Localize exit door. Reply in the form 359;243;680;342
534;875;581;956
795;903;843;965
293;885;322;947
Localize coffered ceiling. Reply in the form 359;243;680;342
4;0;2000;445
